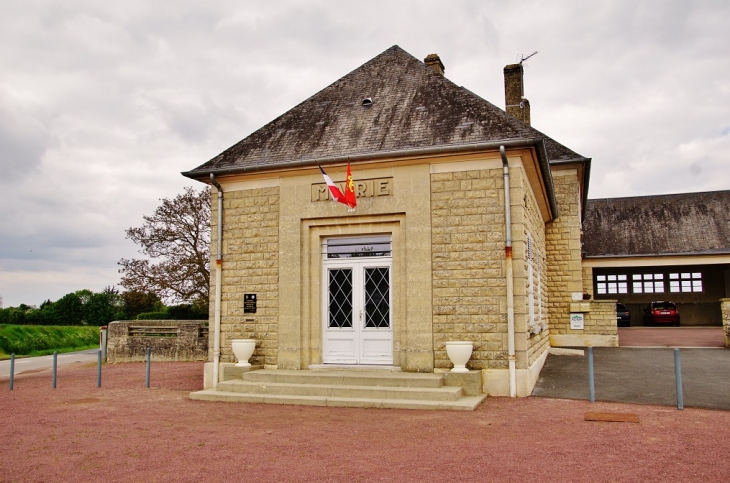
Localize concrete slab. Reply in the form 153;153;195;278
618;327;724;348
442;370;482;396
532;347;730;410
189;389;486;410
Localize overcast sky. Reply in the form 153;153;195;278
1;0;728;307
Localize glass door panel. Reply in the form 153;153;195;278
328;268;352;328
364;267;390;329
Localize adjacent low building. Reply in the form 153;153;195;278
582;191;730;327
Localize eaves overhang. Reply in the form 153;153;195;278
582;251;730;268
584;249;730;259
182;138;559;220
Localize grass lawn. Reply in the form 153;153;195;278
0;324;100;359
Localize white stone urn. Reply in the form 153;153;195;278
231;339;256;367
445;341;473;373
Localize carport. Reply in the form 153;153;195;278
582;191;730;328
592;264;727;327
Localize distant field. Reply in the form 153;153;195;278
0;325;100;359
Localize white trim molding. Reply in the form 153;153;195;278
583;254;730;268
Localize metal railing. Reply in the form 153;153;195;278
587;346;684;410
8;348;155;390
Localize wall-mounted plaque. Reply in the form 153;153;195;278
570;313;584;330
244;294;257;314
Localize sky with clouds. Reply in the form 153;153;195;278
1;0;728;307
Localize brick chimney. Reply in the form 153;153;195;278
504;63;531;125
424;54;445;75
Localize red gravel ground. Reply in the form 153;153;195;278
2;362;729;482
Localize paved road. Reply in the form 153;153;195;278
532;347;730;410
0;349;100;378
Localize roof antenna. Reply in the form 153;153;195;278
519;51;538;65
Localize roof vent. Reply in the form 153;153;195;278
361;97;373;107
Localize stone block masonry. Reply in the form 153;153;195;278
582;266;594;299
520;169;549;367
722;299;730;348
107;320;208;363
545;171;584;336
211;187;280;367
584;300;619;346
431;169;507;371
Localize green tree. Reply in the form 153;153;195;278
50;292;85;325
84;287;121;326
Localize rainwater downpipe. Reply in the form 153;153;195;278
500;146;517;397
210;173;223;389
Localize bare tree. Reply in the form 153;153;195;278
119;187;210;305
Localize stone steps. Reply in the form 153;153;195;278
244;369;446;388
216;380;464;401
190;369;486;410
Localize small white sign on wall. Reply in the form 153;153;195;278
570;313;585;330
571;292;583;301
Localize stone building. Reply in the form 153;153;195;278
182;45;606;400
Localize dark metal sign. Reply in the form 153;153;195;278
244;294;257;314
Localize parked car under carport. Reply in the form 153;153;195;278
616;303;631;327
643;301;680;326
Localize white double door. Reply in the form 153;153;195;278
322;257;393;365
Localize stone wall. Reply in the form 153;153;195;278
722;299;730;348
546;170;584;336
582;266;594;299
584;300;619;345
430;168;507;371
212;186;280;367
107;320;208;363
520;170;550;367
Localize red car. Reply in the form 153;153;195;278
643;301;680;326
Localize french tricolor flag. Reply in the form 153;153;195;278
319;163;357;210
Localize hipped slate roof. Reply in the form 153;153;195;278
183;45;586;178
583;191;730;257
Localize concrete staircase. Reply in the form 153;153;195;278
189;369;486;410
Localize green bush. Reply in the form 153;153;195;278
121;291;163;319
0;325;99;356
136;311;171;320
136;304;208;320
166;303;208;320
0;308;27;325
